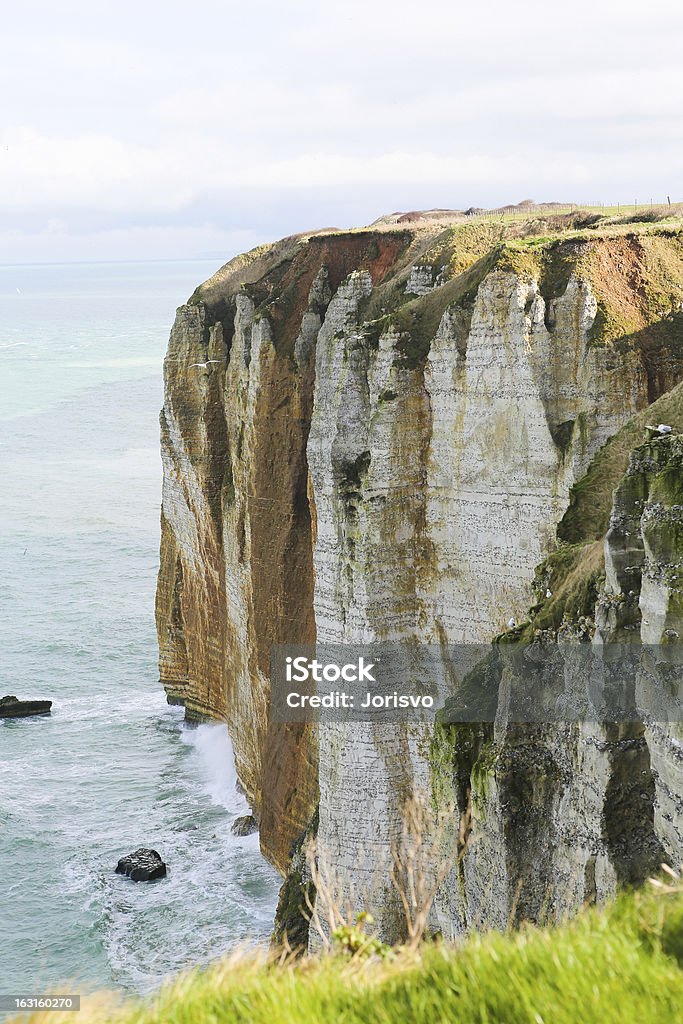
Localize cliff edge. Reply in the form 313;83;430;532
156;208;683;937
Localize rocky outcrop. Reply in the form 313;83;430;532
156;214;683;938
231;815;259;837
596;434;683;865
428;432;683;937
115;849;167;881
0;695;51;718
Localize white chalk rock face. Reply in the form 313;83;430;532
405;265;436;295
157;225;683;942
306;263;658;940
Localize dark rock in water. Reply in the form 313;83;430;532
0;695;52;719
115;848;167;881
231;814;259;837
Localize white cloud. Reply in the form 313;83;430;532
1;128;199;211
2;0;683;261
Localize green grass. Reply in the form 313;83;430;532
15;883;683;1024
516;539;605;639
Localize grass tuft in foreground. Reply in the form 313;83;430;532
13;876;683;1024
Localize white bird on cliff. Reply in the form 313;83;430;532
657;424;673;434
507;617;517;629
189;360;223;368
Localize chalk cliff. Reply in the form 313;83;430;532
156;210;683;938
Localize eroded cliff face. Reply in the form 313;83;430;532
596;435;683;867
157;229;413;870
156;213;683;931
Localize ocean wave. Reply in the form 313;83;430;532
182;723;247;815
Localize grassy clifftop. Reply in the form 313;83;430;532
14;881;683;1024
188;206;683;378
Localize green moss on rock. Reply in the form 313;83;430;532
272;808;319;953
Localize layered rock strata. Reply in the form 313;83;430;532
156;216;683;933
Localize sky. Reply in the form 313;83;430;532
2;0;682;264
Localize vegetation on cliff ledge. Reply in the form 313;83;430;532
187;207;683;376
501;374;683;642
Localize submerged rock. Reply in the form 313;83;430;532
115;848;167;881
0;695;52;719
231;814;258;837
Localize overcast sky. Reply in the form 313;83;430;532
2;0;682;263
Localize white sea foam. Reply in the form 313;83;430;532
184;723;246;814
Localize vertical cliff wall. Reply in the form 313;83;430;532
157;213;683;932
596;434;683;866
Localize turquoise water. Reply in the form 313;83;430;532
0;262;280;1005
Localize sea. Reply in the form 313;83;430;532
0;260;280;1008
